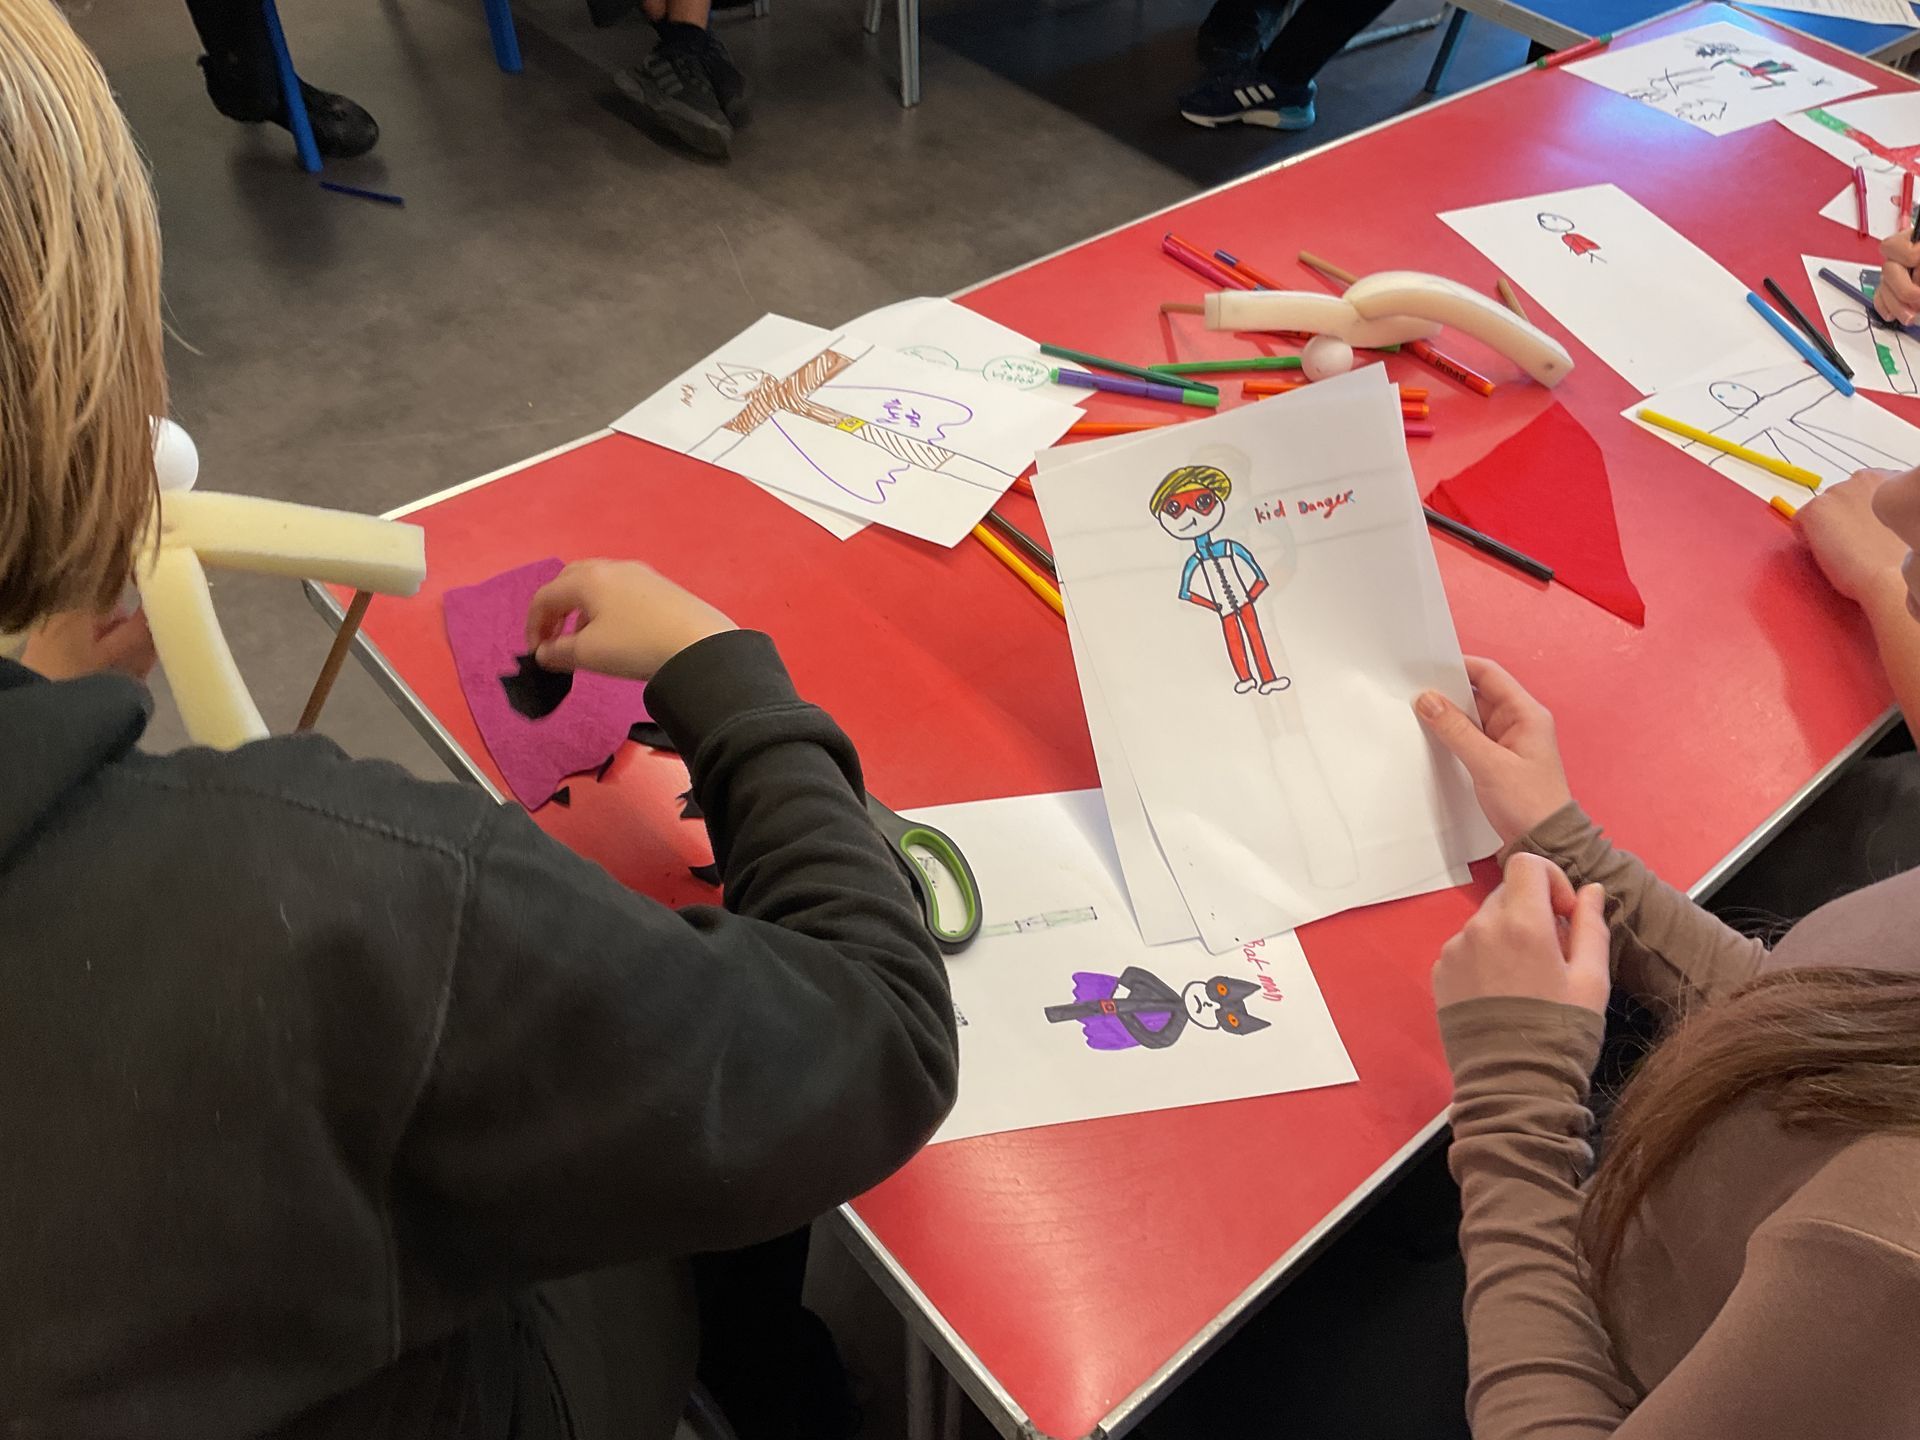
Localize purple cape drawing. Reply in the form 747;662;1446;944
442;557;650;810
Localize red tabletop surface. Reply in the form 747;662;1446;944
335;8;1902;1433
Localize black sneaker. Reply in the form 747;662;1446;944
586;0;636;25
702;31;749;126
615;36;733;157
199;55;380;159
1177;70;1314;130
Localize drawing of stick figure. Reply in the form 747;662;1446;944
1537;212;1604;262
1702;376;1912;477
1830;307;1918;396
1151;461;1291;695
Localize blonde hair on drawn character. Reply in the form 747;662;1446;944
1148;464;1233;515
0;0;167;633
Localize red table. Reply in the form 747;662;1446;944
316;8;1904;1433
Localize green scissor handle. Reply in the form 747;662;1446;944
865;796;982;953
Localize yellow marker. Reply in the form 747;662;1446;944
1771;495;1800;520
1635;408;1822;492
971;523;1065;618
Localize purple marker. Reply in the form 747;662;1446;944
1051;367;1221;408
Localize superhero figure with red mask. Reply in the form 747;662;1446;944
1150;462;1291;695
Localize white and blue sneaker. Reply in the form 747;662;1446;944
1178;72;1315;130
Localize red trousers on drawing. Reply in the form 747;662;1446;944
1221;604;1276;686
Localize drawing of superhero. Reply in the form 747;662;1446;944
1151;463;1290;695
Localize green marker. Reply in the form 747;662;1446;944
1148;356;1304;375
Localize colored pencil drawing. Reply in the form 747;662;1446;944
1152;456;1293;695
698;345;1016;509
1563;22;1870;137
898;344;1057;391
1830;306;1918;395
1537;212;1604;262
1044;968;1271;1051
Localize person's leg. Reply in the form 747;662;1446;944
1194;0;1283;68
615;0;743;156
182;0;378;159
1220;613;1254;687
692;1229;860;1440
1178;0;1395;131
1256;0;1398;86
533;1259;701;1440
1237;604;1278;686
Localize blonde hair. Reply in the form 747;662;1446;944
0;0;166;633
1148;464;1233;514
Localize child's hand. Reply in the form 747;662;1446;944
1799;469;1911;606
1432;852;1608;1015
1879;231;1920;326
20;609;158;682
1414;657;1573;847
525;560;734;682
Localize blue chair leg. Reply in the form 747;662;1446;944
484;0;523;74
260;0;322;172
1421;6;1467;98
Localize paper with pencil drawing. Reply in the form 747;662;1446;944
1562;22;1872;136
614;313;1078;547
842;297;1094;403
1778;94;1920;234
1440;183;1783;394
1034;368;1495;954
919;790;1357;1146
1626;359;1920;507
611;315;864;540
1801;254;1920;399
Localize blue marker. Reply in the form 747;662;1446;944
1746;291;1854;397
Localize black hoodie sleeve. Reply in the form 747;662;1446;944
391;630;957;1286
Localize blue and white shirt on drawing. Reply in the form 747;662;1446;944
1178;537;1267;615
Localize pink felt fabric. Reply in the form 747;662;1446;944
442;558;649;809
1428;403;1646;628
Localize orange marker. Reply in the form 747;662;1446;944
1402;400;1430;420
1243;378;1427;400
1770;495;1800;521
1068;419;1184;436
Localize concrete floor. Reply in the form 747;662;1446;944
64;0;1523;1434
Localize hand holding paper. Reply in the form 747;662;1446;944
1414;656;1574;847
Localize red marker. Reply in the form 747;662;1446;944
1901;171;1914;233
1855;165;1871;239
1163;233;1251;290
1534;32;1612;69
1404;421;1436;438
1407;339;1496;396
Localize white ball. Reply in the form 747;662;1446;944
152;416;199;494
1300;334;1355;382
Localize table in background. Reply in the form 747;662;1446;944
1425;0;1920;94
313;6;1906;1434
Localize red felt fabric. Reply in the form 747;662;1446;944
1428;403;1646;627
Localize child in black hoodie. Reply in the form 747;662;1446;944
0;6;956;1438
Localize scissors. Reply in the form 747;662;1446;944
865;795;982;953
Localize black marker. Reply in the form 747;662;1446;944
1763;277;1853;380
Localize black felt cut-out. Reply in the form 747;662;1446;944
689;862;721;886
550;786;572;808
595;754;617;783
500;652;573;720
629;720;677;752
679;790;704;821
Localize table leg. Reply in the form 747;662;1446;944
905;1325;936;1440
940;1370;964;1440
897;0;921;107
1421;5;1466;98
297;590;372;732
864;0;883;36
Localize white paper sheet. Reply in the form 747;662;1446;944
1778;94;1920;233
613;314;1079;547
1440;183;1783;395
1752;0;1915;27
1564;22;1873;135
1801;253;1920;398
1034;369;1497;953
610;315;866;540
918;790;1357;1145
1626;359;1920;505
840;297;1093;404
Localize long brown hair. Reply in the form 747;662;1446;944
1580;967;1920;1317
0;0;168;633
